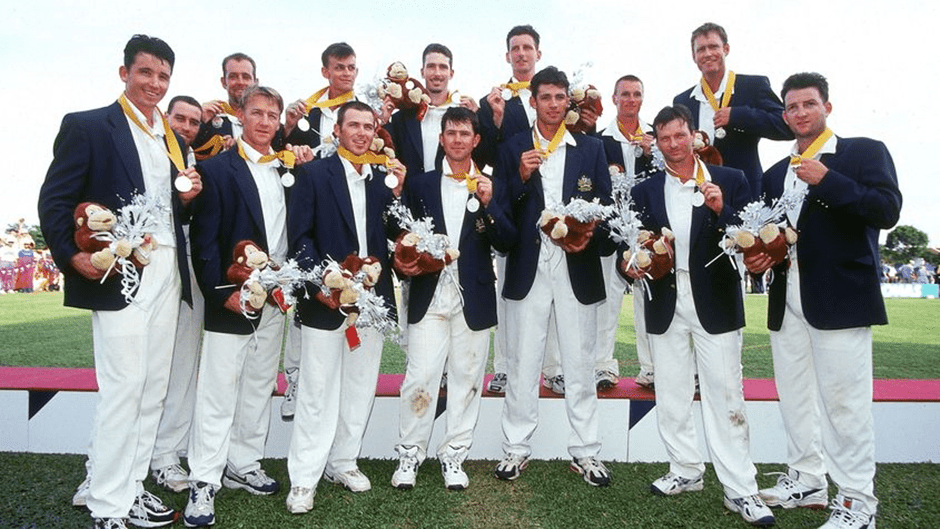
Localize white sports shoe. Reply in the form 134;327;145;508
724;494;776;526
635;369;655;388
541;374;565;394
595;370;619;391
494;453;529;481
570;457;611;487
650;472;704;496
819;496;876;529
72;476;91;507
281;367;298;420
286;486;315;514
759;469;827;509
391;454;419;490
152;463;189;493
440;454;468;490
183;482;215;528
324;468;371;492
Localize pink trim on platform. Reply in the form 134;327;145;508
2;366;939;402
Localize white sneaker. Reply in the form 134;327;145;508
94;518;128;529
635;369;654;388
494;453;529;481
286;486;315;514
542;374;565;394
487;373;507;393
570;457;611;487
820;496;876;529
128;488;176;528
650;472;704;496
72;476;90;507
440;454;468;490
221;466;280;495
391;455;419;490
724;494;776;526
152;463;189;493
759;469;827;509
324;468;371;492
281;367;298;420
183;482;215;528
595;370;619;391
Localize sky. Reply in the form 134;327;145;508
3;0;936;245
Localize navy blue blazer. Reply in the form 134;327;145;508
385;107;445;178
762;137;901;331
400;169;514;330
190;148;288;335
493;130;611;305
288;154;401;330
673;74;792;199
193;114;285;157
630;166;750;335
477;89;532;168
285;107;325;151
38;102;192;311
599;134;656;178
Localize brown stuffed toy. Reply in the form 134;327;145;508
371;126;397;160
393;232;460;277
620;228;675;280
73;202;118;271
378;61;432;121
693;130;724;166
226;240;269;313
728;224;797;266
539;211;596;252
564;84;603;134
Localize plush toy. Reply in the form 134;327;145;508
377;61;432;121
539;211;596;251
226;240;269;313
727;224;798;266
393;232;460;276
315;253;384;328
73;202;118;271
565;84;603;134
371;126;397;159
620;227;675;280
693;130;724;166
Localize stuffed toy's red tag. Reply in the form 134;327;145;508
345;325;361;351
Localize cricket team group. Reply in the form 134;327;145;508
37;20;901;529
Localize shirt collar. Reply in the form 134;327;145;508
239;139;276;166
601;118;651;142
691;69;731;103
340;154;373;183
534;125;577;148
789;132;838;158
442;158;479;181
125;96;164;137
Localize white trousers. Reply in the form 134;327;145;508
188;306;284;486
287;323;382;488
770;262;877;514
151;251;203;470
649;270;758;499
595;253;627;373
87;245;181;518
633;282;654;374
396;276;490;462
501;246;600;459
492;254;508;373
283;312;302;373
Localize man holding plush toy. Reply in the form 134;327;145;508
746;72;901;529
184;85;313;527
38;34;201;529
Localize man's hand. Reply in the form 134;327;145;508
579;107;598;130
388;159;407;197
700;180;723;215
743;251;773;275
202;101;224;123
70;252;106;281
560;219;597;253
459;95;479;112
519;149;542;183
794;158;829;186
639;133;654;157
287;143;314;165
376;97;396;126
221;135;236;151
475;175;493;207
224;291;250;315
713;107;732;129
177;167;203;206
486;87;506;129
284;99;307;136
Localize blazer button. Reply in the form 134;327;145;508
534;237;540;245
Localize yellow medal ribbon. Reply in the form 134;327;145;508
215;100;237;116
501;81;530;98
790;128;834;166
237;140;296;169
445;171;480;193
665;158;706;186
118;94;185;172
193;134;226;161
532;124;567;159
337;146;392;168
701;70;736;112
617;120;645;142
303;87;355;114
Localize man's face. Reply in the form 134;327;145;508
530;83;569;128
238;95;281;151
334;108;375;156
655;118;695;166
322;55;358;94
692;31;729;78
783;87;831;141
167;101;202;147
221;59;256;103
505;34;541;78
119;52;171;112
420;52;453;95
440;120;480;164
612;80;644;121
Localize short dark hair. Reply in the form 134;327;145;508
167;95;201;115
322;42;355;68
530;66;568;97
506;25;540;51
240;86;284;114
222;52;256;78
123;34;174;71
691;22;728;50
337;100;375;126
652;105;694;135
422;43;453;68
441;107;479;135
613;74;643;95
781;72;830;103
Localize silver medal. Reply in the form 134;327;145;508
634;144;644;158
691;190;705;207
714;127;726;140
212;116;223;129
466;196;480;213
174;175;193;193
281;171;295;188
384;174;399;189
297;117;310;132
501;88;513;100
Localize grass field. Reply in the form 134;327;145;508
1;292;939;527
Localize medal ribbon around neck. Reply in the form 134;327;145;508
118;94;185;172
664;157;706;186
303;87;354;114
193;134;226;161
701;70;736;112
337;145;392;168
446;167;481;193
532;124;567;159
236;139;296;169
501;81;530;98
214;100;237;116
617;120;645;142
790;128;834;166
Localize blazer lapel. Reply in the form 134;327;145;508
327;156;358;242
232;154;268;248
107;103;145;192
562;137;581;202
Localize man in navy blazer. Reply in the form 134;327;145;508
626;105;773;526
284;101;407;514
746;73;901;529
391;108;513;491
491;66;611;487
38;35;200;529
